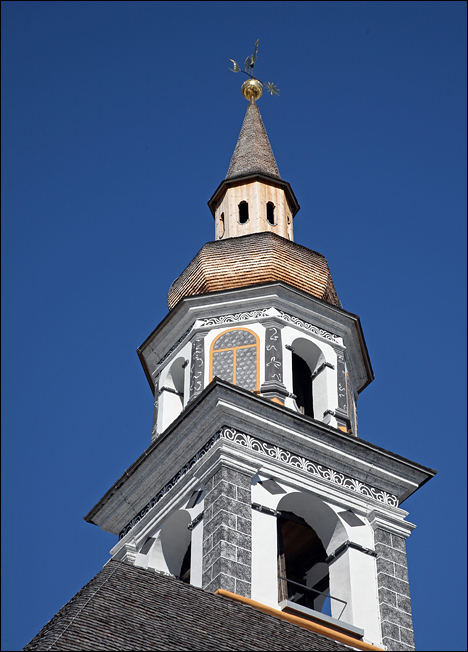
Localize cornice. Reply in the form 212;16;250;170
84;380;436;536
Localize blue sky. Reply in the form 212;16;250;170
1;2;466;650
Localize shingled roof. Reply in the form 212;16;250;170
226;97;281;181
24;560;353;651
168;231;341;310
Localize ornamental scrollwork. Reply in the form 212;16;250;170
219;427;398;507
189;336;205;398
276;311;339;342
119;425;398;539
199;309;269;327
264;325;283;383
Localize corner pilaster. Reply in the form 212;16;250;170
189;332;207;401
260;320;288;402
202;464;253;597
369;511;416;651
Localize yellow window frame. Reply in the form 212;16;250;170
210;327;260;392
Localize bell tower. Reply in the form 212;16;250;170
85;74;435;652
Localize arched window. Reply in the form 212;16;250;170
238;201;249;224
218;212;225;239
210;328;259;391
267;201;276;225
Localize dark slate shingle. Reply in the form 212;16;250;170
24;560;353;651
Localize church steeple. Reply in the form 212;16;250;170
208;91;299;242
226;97;281;181
78;50;435;652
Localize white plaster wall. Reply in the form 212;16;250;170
190;518;203;588
156;344;191;434
158;390;183;433
251;508;279;608
146;530;169;572
329;550;352;620
347;547;381;646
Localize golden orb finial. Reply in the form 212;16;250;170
241;78;263;101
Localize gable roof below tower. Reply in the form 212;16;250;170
23;560;354;651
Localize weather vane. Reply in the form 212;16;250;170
229;40;279;101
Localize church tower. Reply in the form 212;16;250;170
83;80;435;651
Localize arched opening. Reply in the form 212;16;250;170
267;202;275;225
292;352;313;417
276;493;347;619
159;510;191;577
218;212;225;239
277;511;329;612
290;339;323;419
238;201;249;224
159;357;186;432
140;510;192;579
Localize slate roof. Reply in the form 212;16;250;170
168;232;341;310
24;560;353;651
226;98;281;181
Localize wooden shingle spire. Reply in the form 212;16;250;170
226;98;281;181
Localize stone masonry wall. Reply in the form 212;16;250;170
375;528;415;651
202;465;252;597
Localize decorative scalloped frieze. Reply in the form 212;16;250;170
119;427;398;539
276;310;339;342
198;309;269;327
220;427;398;507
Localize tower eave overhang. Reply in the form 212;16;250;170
208;173;300;218
137;281;373;396
84;379;436;536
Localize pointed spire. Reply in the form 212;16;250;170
226;98;281;181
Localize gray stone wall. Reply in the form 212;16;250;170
202;465;252;597
375;528;415;651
